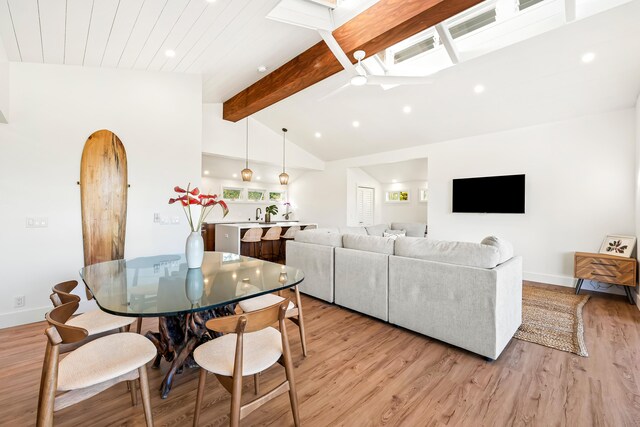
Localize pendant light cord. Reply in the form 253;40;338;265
282;128;287;173
245;119;249;169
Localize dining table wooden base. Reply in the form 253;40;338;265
145;305;235;399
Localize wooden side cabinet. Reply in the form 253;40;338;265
574;252;637;304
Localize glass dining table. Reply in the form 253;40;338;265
80;251;304;398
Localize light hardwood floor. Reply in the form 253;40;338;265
1;282;639;426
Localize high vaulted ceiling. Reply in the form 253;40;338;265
253;0;640;160
0;0;375;102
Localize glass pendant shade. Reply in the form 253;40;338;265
280;128;288;186
279;172;289;185
241;118;252;182
241;168;253;181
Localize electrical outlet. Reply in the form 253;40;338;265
26;217;48;228
14;295;25;308
154;213;160;223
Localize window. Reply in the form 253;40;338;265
222;187;243;201
419;188;428;203
357;187;375;226
519;0;544;11
247;189;265;202
385;190;410;203
269;191;285;202
393;36;436;64
449;9;497;39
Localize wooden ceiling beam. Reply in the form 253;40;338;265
222;0;483;122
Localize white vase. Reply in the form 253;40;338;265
185;231;204;269
185;268;204;306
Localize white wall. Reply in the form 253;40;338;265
296;110;635;292
201;176;291;223
0;62;202;328
202;103;324;171
635;93;640;308
346;168;382;226
380;181;428;224
0;35;8;123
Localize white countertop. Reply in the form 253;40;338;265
218;222;316;229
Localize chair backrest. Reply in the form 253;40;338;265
304;225;317;230
241;227;263;242
282;226;301;239
45;302;89;345
262;226;282;241
51;280;81;307
205;300;287;335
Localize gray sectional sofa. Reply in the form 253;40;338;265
286;225;522;360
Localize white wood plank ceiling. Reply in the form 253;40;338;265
0;0;323;101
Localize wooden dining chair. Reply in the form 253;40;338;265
37;301;156;427
50;280;141;336
241;227;263;258
238;285;307;357
260;226;282;262
192;301;300;427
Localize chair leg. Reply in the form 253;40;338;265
230;374;243;427
294;287;308;357
282;339;301;427
129;380;138;406
136;318;143;334
254;372;260;395
37;344;58;427
138;366;154;427
193;368;207;427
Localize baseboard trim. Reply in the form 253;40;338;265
0;300;98;330
523;271;626;295
0;306;50;329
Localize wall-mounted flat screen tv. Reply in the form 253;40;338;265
452;174;525;214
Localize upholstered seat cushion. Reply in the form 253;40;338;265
295;230;343;247
481;236;514;264
364;223;389;237
239;293;295;313
57;333;156;391
194;327;283;376
342;234;395;255
67;310;135;336
390;222;427;238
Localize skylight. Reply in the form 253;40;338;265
362;0;631;80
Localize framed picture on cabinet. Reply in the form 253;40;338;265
598;235;636;258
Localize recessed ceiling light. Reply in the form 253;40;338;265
232;173;237;178
165;49;176;58
257;65;267;73
581;52;595;63
352;121;360;128
257;176;261;180
392;179;398;183
473;84;485;94
314;132;322;138
402;105;412;114
203;170;210;175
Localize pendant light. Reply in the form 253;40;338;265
279;128;289;185
241;118;253;182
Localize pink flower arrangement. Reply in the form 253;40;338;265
169;184;229;232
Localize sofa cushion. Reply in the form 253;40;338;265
343;234;395;255
391;222;427;238
338;226;368;235
395;237;500;268
481;236;514;264
365;223;388;237
295;230;343;247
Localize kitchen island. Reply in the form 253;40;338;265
215;222;317;256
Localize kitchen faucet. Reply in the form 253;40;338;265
255;208;262;221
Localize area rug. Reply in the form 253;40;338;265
514;285;590;356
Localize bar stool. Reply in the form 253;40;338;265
260;226;282;262
279;226;301;263
241;227;263;258
304;224;317;230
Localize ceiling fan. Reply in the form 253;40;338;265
317;29;435;99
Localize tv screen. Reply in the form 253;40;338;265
452;174;525;214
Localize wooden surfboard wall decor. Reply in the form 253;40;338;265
80;130;128;275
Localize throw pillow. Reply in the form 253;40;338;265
481;236;514;264
384;229;406;238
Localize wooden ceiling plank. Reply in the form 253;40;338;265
222;0;483;122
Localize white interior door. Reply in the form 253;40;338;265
357;186;375;226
